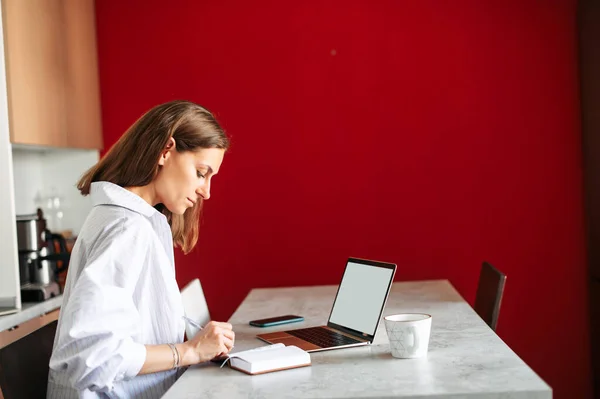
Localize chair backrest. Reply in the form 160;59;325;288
0;320;58;399
474;262;507;331
180;278;211;339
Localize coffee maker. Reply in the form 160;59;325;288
16;209;70;302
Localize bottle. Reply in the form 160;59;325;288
36;187;64;232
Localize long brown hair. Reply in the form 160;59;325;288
77;100;230;253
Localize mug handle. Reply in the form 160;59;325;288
409;325;421;356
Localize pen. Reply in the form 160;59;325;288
182;315;203;330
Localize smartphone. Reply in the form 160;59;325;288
249;315;304;327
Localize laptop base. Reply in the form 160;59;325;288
257;326;369;353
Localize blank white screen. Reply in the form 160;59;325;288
328;261;394;335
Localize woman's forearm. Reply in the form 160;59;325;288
139;343;198;375
139;321;234;375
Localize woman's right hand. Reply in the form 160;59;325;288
181;321;235;365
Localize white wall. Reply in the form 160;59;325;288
12;146;99;236
11;149;43;215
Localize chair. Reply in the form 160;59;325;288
0;320;58;399
474;262;507;331
181;278;211;339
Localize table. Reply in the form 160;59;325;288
162;280;551;398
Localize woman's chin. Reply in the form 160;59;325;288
174;207;188;215
163;204;187;215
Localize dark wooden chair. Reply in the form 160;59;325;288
474;262;507;331
0;320;58;399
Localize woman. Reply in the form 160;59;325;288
47;100;234;398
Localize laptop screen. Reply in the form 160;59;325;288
328;259;396;336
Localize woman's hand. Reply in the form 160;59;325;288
180;321;235;365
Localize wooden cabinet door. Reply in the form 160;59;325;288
2;0;68;147
63;0;103;150
0;308;60;398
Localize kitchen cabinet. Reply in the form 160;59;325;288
0;309;59;349
0;308;59;399
1;0;103;149
62;0;103;149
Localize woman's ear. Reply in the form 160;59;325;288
158;137;176;166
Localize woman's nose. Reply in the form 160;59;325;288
197;181;211;200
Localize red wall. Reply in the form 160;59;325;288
95;1;591;397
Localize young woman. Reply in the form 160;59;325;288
47;100;234;398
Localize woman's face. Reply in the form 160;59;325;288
155;141;225;215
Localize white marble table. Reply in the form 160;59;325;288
162;280;551;398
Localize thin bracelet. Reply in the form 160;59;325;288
174;343;180;368
167;344;176;369
167;343;180;369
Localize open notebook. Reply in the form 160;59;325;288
220;344;311;375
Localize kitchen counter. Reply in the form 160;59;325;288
0;295;62;331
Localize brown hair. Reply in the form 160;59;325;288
77;100;230;253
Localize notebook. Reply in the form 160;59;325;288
257;257;396;352
222;343;311;375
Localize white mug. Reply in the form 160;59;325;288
384;313;432;359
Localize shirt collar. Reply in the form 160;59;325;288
90;181;160;218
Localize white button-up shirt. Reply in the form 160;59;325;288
48;181;185;399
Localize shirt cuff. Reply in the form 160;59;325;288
122;341;147;380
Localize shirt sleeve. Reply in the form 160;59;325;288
49;214;152;393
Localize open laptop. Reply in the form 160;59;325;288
256;257;397;352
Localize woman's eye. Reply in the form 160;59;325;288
197;170;206;179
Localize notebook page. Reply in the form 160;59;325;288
220;343;285;368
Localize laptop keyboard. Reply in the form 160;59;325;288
287;327;362;348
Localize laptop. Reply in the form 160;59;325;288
256;257;397;352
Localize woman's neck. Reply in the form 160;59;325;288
125;184;159;207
